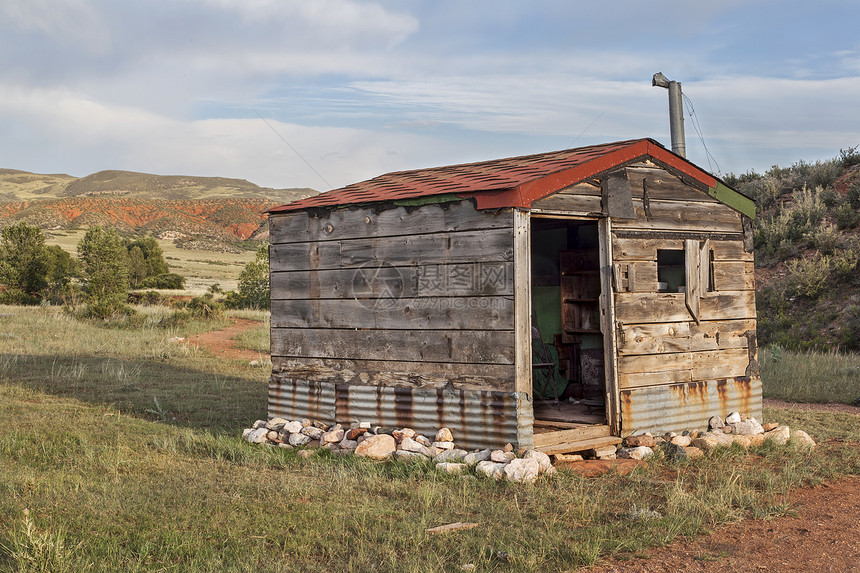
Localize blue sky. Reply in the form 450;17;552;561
1;0;859;191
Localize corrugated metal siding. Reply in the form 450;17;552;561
619;376;762;436
269;376;337;424
269;375;529;450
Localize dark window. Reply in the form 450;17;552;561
657;249;685;293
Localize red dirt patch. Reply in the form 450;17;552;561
587;475;860;572
186;318;268;362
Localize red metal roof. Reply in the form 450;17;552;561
269;138;718;213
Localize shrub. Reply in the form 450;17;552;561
848;181;860;210
224;245;269;309
785;253;830;299
808;222;842;255
839;145;860;169
832;243;860;281
835;203;860;229
840;305;860;351
138;273;186;290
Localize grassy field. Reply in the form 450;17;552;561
44;229;255;294
0;306;858;572
759;345;860;404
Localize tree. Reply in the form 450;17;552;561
123;236;169;288
226;244;269;309
0;222;48;304
77;226;130;317
42;244;79;304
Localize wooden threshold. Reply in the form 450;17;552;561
533;424;622;455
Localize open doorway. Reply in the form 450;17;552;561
530;217;606;428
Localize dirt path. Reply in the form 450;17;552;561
587;476;860;572
186;318;269;362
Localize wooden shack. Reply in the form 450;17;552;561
267;138;760;453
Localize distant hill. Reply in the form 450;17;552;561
0;168;316;248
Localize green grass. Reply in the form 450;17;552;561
760;345;860;404
0;306;858;572
231;313;270;354
0;304;265;432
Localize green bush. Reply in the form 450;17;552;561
840;305;860;351
224;245;269;310
808;222;842;255
138;273;186;290
785;253;830;299
835;203;860;229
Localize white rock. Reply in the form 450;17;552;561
435;428;454;442
301;426;324;440
321;428;344;445
475;460;506;480
252;419;268;429
730;418;764;436
244;428;269;444
266;430;279;442
490;450;515;463
400;436;436;457
463;449;492;465
288;433;312;446
301;419;312;428
354;434;396;460
414;435;433;447
436;462;468;475
708;415;725;430
523;450;552;473
359;421;372;429
670;435;692;447
503;458;541;484
725;412;742;425
592;445;618;459
764;425;790;445
265;417;289;430
435;449;468;463
791;429;816;448
285;421;303;434
433;441;455;450
691;431;734;451
617;446;654;460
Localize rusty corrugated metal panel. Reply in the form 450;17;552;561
336;384;521;450
269;375;525;450
619;377;763;436
268;138;731;214
269;376;337;424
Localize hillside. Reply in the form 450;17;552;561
727;147;860;352
0;168;316;248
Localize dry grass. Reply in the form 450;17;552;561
0;307;858;572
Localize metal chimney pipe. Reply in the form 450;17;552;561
652;72;686;158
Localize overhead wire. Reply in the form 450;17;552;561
254;110;334;191
681;93;721;175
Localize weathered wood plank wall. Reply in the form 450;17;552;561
608;167;757;391
269;201;518;391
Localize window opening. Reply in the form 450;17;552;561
657;249;685;293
